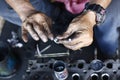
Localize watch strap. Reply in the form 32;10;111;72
84;3;106;25
85;3;105;14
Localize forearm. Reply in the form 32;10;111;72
90;0;112;9
5;0;36;21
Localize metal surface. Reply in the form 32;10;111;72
24;57;120;80
1;21;120;80
35;44;70;58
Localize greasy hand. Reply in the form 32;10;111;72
57;11;96;50
22;11;53;42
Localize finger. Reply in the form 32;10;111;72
33;22;48;42
26;23;39;41
22;27;28;42
43;22;54;40
56;24;77;40
64;36;93;50
58;31;83;45
64;42;84;50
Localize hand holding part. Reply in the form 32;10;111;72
22;11;53;42
56;11;96;50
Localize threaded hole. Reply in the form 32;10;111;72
106;63;113;69
78;63;84;69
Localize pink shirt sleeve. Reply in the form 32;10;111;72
56;0;89;14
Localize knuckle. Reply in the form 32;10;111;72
72;48;78;51
85;32;91;38
68;45;78;51
38;30;44;35
87;37;93;44
89;38;93;43
32;33;37;37
38;32;42;36
64;45;71;49
85;34;93;43
84;38;93;46
38;32;47;40
34;25;40;30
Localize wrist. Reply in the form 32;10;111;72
12;1;36;21
5;0;36;21
13;2;36;21
85;10;96;26
84;3;106;26
20;9;38;22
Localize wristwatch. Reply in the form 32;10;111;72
84;3;106;25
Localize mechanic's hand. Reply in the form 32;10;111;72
22;11;53;43
56;11;96;50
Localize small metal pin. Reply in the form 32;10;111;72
36;44;42;57
68;38;72;42
54;38;60;44
36;44;51;57
40;45;51;53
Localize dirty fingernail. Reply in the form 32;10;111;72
43;38;48;43
50;37;54;41
35;36;39;41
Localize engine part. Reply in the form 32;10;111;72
53;60;68;80
35;44;69;58
90;73;99;80
90;59;104;71
101;73;110;80
72;73;80;80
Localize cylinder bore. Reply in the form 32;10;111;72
72;73;80;80
106;63;113;69
77;62;84;69
90;73;99;80
101;73;110;80
53;61;65;72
